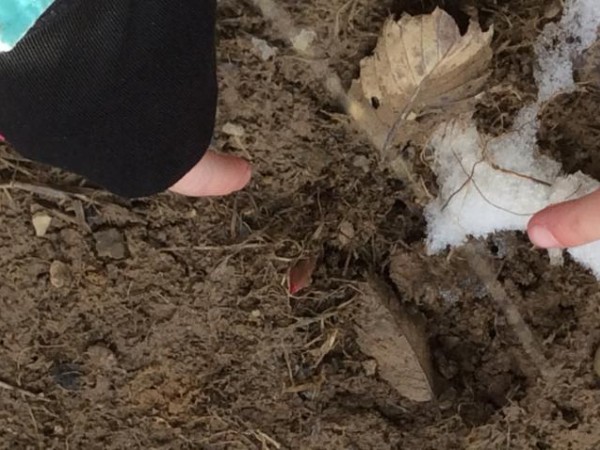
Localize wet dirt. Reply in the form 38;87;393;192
1;0;600;448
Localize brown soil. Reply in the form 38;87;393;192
2;0;600;449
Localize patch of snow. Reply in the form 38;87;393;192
426;0;600;278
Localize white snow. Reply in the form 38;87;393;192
425;0;600;278
535;0;600;101
425;110;557;253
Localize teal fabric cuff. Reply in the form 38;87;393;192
0;0;55;52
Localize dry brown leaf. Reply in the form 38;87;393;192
354;277;435;402
353;8;493;127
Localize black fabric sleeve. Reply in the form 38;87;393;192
0;0;218;198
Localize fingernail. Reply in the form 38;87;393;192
528;225;561;249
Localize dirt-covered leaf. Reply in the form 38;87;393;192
354;8;493;126
355;277;435;402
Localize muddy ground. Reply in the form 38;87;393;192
1;0;600;448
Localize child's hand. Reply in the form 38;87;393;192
528;188;600;248
169;150;251;197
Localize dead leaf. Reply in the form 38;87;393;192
354;277;436;402
288;257;317;295
32;212;52;237
352;8;493;127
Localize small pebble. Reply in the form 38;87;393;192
49;261;72;288
352;155;370;173
51;363;82;391
338;220;355;247
94;228;127;259
86;345;117;370
362;359;377;376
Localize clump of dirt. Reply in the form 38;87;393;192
1;0;600;449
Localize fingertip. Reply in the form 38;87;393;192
212;151;252;193
169;150;252;197
238;157;253;187
527;223;562;249
527;188;600;248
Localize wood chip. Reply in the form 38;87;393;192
32;212;52;237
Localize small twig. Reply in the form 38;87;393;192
0;180;99;204
443;148;544;216
0;379;50;402
489;162;552;187
333;0;358;40
462;243;553;381
442;156;484;211
285;299;354;331
161;242;269;253
253;429;282;449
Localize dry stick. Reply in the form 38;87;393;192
253;0;551;380
0;379;50;403
462;244;552;380
0;180;99;204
